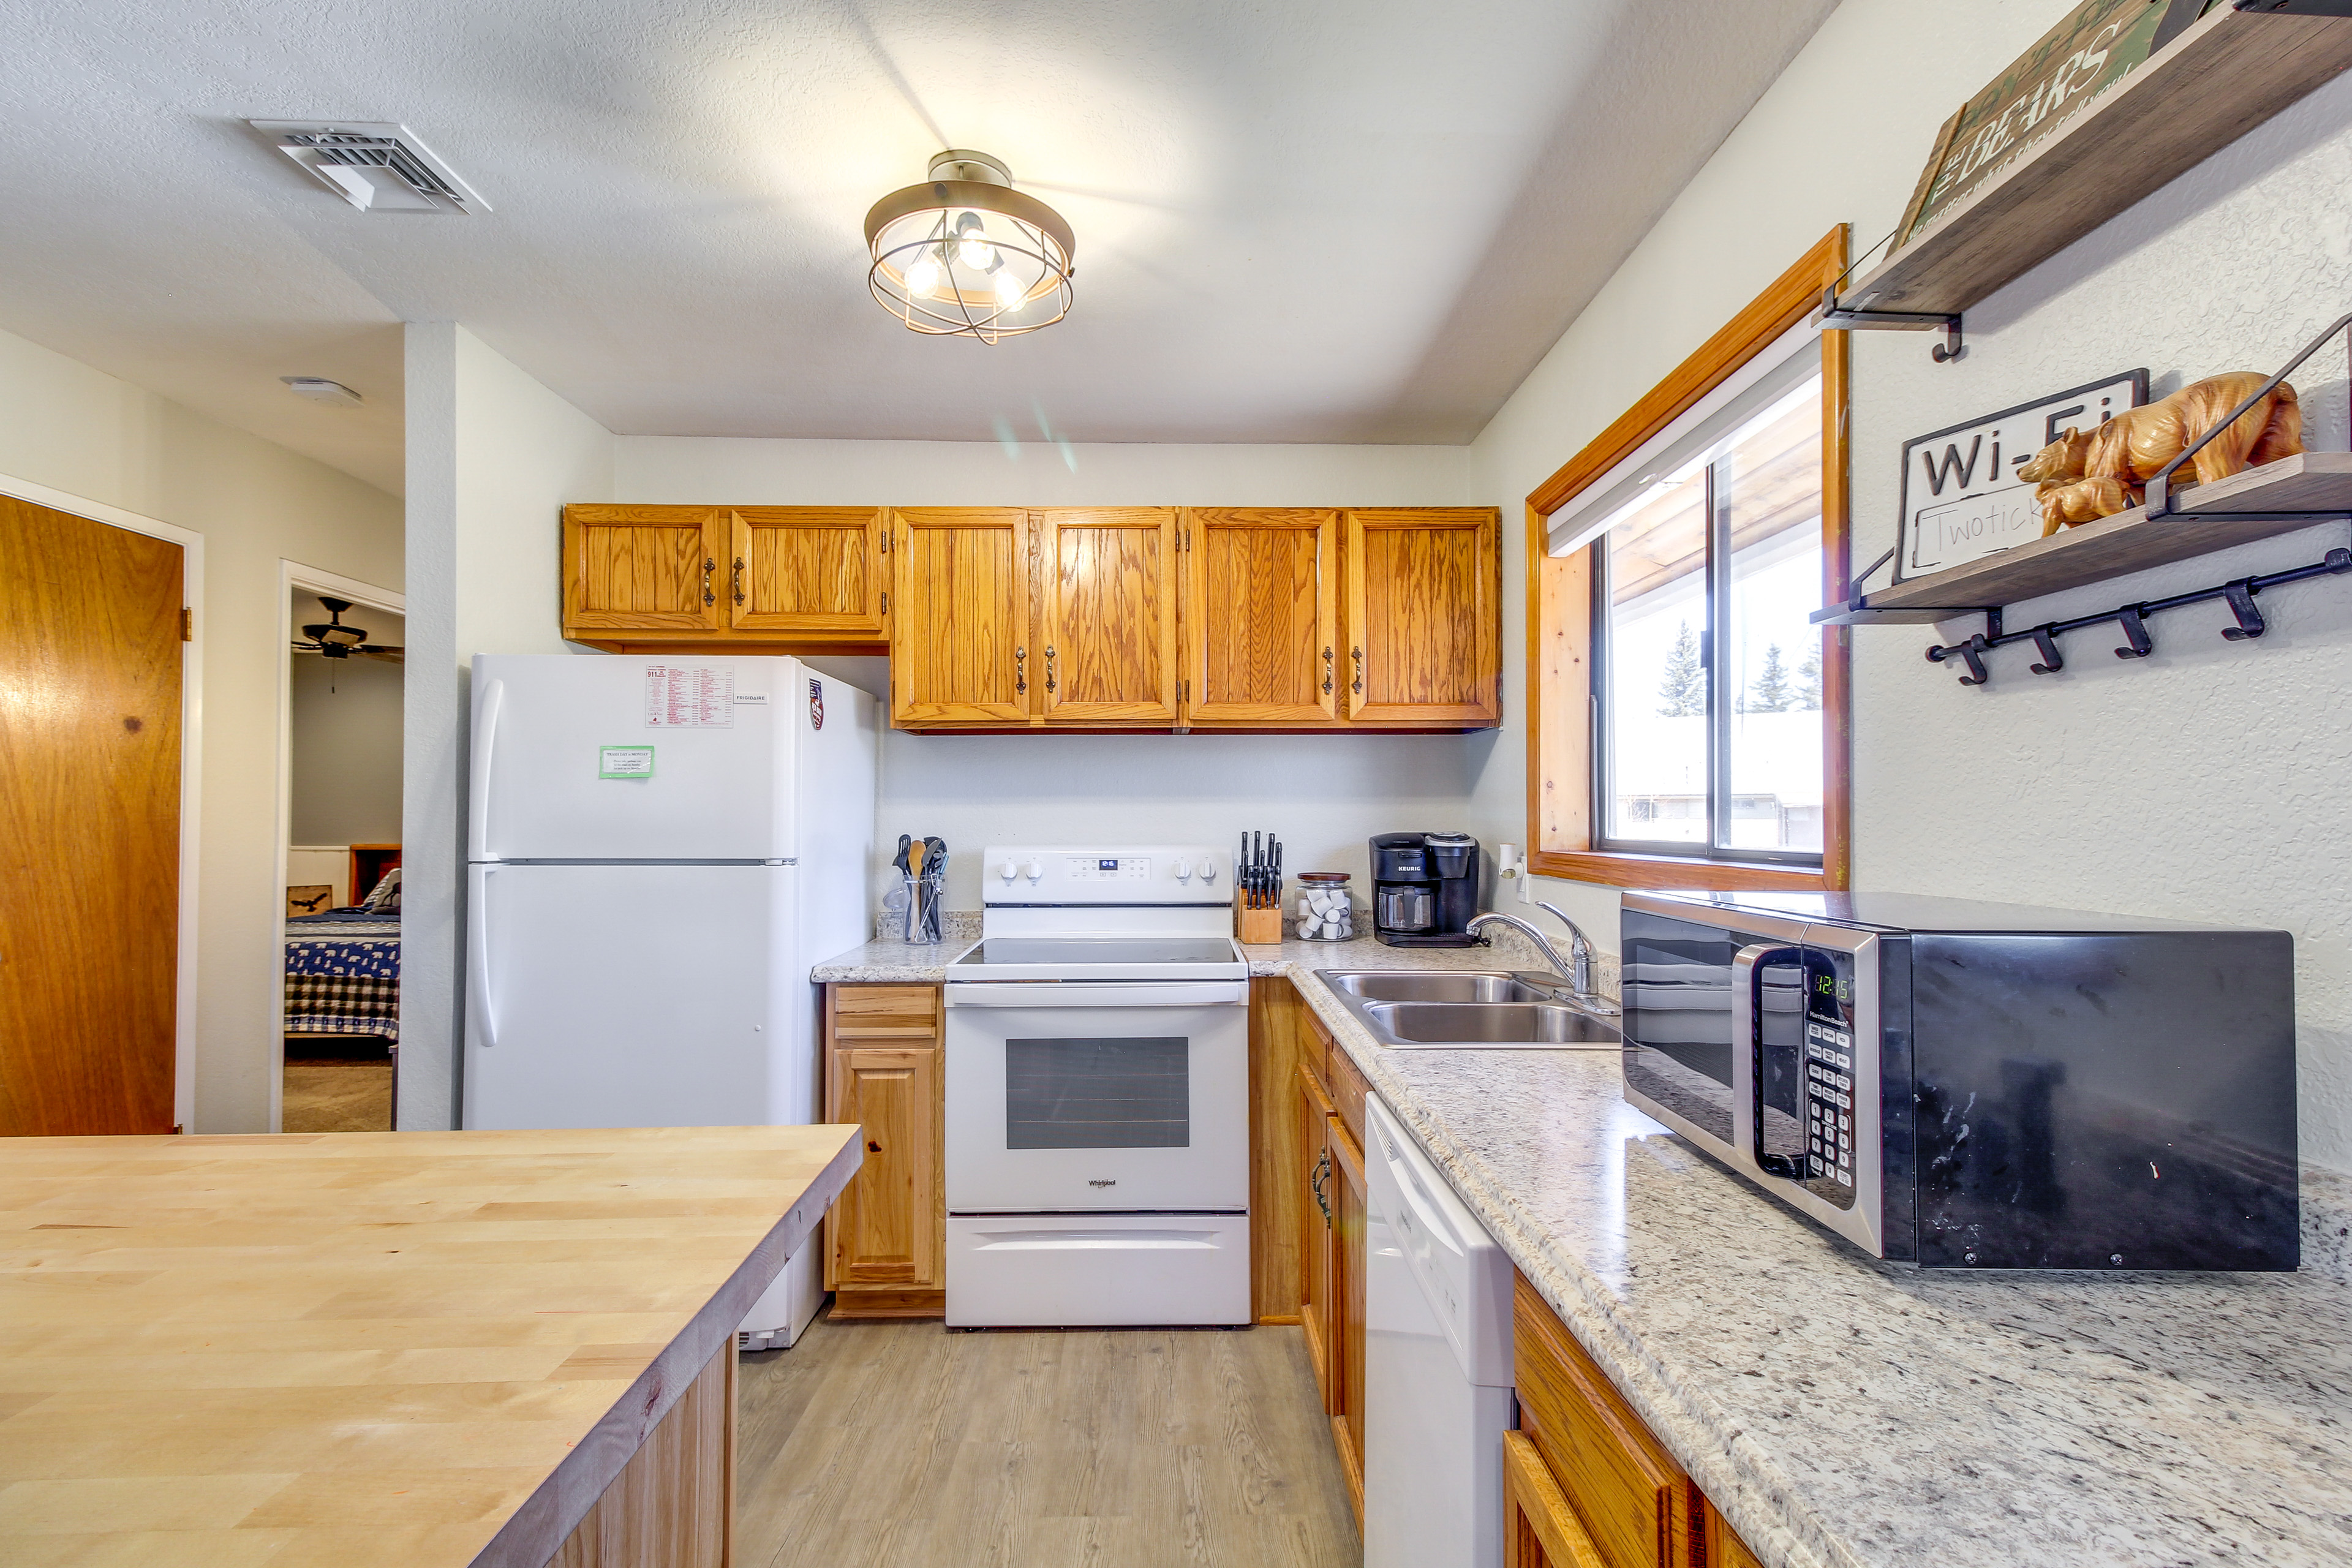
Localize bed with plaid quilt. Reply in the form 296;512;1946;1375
284;915;401;1043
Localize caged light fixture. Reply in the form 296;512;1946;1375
865;151;1074;343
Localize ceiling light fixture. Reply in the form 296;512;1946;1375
281;375;364;409
865;151;1073;344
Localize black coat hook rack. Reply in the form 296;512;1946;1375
1924;527;2352;685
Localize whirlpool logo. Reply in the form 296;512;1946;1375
1087;1178;1117;1188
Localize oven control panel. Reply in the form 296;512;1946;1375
981;846;1233;905
1066;856;1151;881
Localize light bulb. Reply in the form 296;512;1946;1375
952;212;995;270
903;255;941;297
994;269;1026;311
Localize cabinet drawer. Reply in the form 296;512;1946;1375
1513;1273;1689;1568
1324;1036;1371;1151
831;985;940;1037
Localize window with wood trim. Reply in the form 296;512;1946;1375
1526;227;1852;892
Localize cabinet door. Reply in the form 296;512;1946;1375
1504;1430;1611;1568
1327;1113;1370;1526
1703;1500;1766;1568
727;507;889;639
1182;508;1338;726
562;506;725;633
1038;508;1178;725
825;1044;941;1288
1343;508;1502;726
1295;1061;1338;1411
890;508;1036;726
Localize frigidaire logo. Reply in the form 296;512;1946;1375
1088;1178;1117;1188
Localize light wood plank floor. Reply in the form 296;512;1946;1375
735;1313;1362;1568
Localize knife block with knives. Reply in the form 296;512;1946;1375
1234;831;1284;945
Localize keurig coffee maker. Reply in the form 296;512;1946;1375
1370;831;1480;947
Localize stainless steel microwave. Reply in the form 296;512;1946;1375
1619;891;2299;1270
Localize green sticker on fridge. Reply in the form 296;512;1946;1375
599;745;655;778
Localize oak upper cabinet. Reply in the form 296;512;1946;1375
824;984;946;1319
1038;508;1179;726
562;505;726;635
889;508;1036;727
728;507;889;641
1182;508;1340;727
1342;507;1502;726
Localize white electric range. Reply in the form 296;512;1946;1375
942;845;1251;1328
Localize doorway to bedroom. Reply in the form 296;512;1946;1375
279;569;403;1133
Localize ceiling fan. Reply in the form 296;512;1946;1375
290;598;403;663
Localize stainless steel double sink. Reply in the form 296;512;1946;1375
1314;970;1621;1050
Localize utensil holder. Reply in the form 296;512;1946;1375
1235;891;1284;946
902;872;942;945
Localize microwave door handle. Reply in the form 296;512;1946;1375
1732;942;1807;1180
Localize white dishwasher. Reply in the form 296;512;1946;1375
1364;1096;1517;1568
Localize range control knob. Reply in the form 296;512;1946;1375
1199;859;1219;884
1022;859;1044;883
998;860;1018;884
1174;857;1193;882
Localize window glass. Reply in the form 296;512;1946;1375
1586;363;1825;864
1602;471;1709;845
1723;380;1824;854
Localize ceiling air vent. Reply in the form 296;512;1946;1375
249;120;489;214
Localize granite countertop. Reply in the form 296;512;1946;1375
808;929;2352;1566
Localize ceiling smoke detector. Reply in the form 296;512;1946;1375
249;120;489;214
281;376;364;409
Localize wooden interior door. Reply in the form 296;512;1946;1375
824;1044;940;1288
889;508;1035;726
1182;508;1339;726
1343;508;1502;725
0;494;183;1135
561;505;725;633
726;507;889;641
1038;508;1178;725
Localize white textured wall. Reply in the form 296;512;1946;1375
614;437;1480;909
1466;0;2352;1170
288;597;404;846
401;324;614;1131
0;325;404;1131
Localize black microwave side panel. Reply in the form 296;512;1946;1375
1909;929;2299;1271
1874;933;1916;1264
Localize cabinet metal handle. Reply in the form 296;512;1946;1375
730;556;745;606
1311;1150;1332;1224
1322;646;1334;695
1351;645;1364;695
702;558;717;607
1015;646;1027;695
1045;646;1057;695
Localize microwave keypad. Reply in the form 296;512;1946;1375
1804;1017;1856;1193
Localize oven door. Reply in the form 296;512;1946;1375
943;981;1250;1213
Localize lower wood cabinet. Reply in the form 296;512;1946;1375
821;984;945;1319
1512;1270;1762;1568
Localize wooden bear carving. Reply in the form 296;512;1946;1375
2017;372;2302;537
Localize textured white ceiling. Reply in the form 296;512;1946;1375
0;0;1837;494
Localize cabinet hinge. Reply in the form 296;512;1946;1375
880;590;889;614
180;608;193;642
880;531;889;554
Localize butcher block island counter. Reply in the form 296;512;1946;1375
0;1125;860;1568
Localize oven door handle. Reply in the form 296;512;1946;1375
943;981;1249;1008
1732;942;1808;1182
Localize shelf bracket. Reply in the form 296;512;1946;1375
1815;287;1963;363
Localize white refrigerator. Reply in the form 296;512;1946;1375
465;654;878;1348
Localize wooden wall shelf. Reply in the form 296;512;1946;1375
1841;6;2352;321
1816;453;2352;625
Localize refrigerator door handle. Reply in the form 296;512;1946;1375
469;864;499;1048
469;677;505;862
